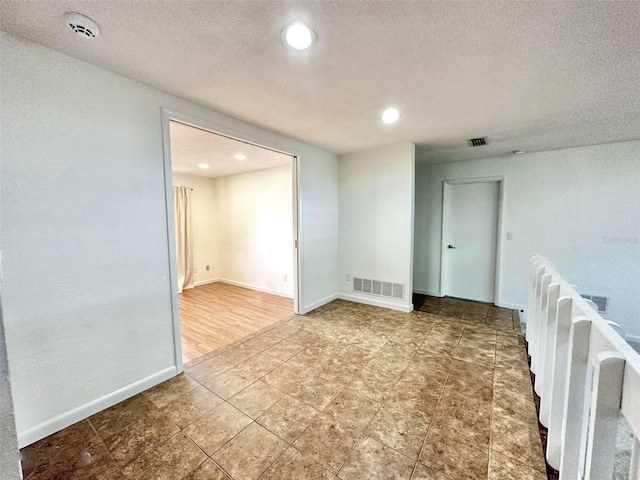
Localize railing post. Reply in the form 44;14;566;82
546;296;572;470
539;283;560;427
630;437;640;480
559;316;591;480
530;265;546;373
527;258;542;341
584;352;625;480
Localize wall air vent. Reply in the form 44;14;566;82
352;277;404;301
468;137;487;147
580;294;609;314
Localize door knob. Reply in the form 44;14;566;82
447;244;455;249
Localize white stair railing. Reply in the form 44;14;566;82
526;254;640;480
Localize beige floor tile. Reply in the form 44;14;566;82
263;361;310;392
262;447;335;479
143;374;200;410
365;405;429;459
429;403;491;450
323;389;381;431
419;429;489;480
183;402;252;455
490;414;546;473
257;394;319;443
201;367;258;399
122;432;206;480
103;408;179;467
411;462;453;479
88;394;158;438
236;351;284;377
294;413;363;474
488;450;547;480
183;459;230;479
162;385;223;429
228;380;285;418
289;375;345;410
212;422;288;480
347;367;401;402
338;436;414;479
263;338;305;361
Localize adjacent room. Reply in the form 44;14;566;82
169;121;296;364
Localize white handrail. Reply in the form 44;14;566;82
526;254;640;479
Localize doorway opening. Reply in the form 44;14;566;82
163;115;300;367
440;178;504;304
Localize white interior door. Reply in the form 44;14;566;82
443;181;499;303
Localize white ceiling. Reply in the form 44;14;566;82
2;1;639;164
170;121;291;178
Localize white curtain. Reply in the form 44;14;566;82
173;186;194;293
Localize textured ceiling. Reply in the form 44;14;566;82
170;121;292;178
2;1;639;163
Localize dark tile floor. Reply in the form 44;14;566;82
20;297;546;479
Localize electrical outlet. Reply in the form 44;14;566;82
205;265;210;271
506;232;513;240
283;274;287;282
346;273;351;282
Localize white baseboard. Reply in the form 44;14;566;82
217;279;293;299
17;366;177;448
338;293;413;313
194;278;220;287
302;293;338;314
413;288;443;297
496;301;525;311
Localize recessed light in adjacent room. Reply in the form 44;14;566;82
381;108;401;124
233;154;246;160
197;163;210;169
512;150;525;155
283;23;317;50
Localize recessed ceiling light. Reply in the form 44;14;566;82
282;23;317;50
197;163;210;169
512;150;525;155
233;154;246;161
381;108;401;124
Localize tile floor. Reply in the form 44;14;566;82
20;297;547;479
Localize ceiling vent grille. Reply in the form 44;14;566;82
468;137;487;147
353;277;404;301
580;294;609;314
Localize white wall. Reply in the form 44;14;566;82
172;173;220;284
338;143;416;311
216;165;294;297
414;140;640;337
0;32;338;447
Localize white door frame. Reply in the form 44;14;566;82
439;176;505;305
160;108;302;373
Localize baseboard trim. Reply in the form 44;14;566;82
17;366;177;448
496;301;525;311
216;279;293;299
301;293;338;314
413;288;444;297
193;278;220;287
337;293;413;313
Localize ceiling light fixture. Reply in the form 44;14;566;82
282;23;317;50
233;154;246;161
381;108;401;124
197;163;210;169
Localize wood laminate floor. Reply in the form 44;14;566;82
178;282;294;364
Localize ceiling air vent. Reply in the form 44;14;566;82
64;12;101;38
468;137;487;147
